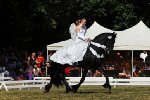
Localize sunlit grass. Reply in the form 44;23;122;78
0;86;150;100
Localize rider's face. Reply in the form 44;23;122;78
81;19;86;25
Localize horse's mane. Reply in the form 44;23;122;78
92;32;114;42
80;32;116;67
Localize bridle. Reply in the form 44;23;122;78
89;41;108;59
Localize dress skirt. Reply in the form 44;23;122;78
50;39;89;65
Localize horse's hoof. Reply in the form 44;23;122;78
72;89;77;93
109;90;111;94
108;85;112;90
44;89;48;93
66;88;72;93
71;85;78;93
44;86;50;93
102;83;111;89
102;83;108;89
108;88;111;94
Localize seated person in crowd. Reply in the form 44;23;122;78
33;64;41;77
133;65;140;77
140;51;148;62
93;70;102;77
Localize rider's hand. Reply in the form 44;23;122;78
86;38;91;42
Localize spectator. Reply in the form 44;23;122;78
33;64;41;77
133;65;140;77
40;63;46;76
140;51;148;62
24;56;31;71
26;67;33;80
86;70;92;77
93;70;102;77
6;57;17;79
24;56;32;80
35;54;45;68
30;52;36;65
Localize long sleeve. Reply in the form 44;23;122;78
77;32;86;41
77;27;87;41
69;23;77;40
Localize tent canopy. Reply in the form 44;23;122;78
85;21;150;50
47;39;74;51
47;20;150;51
114;21;150;50
85;21;113;39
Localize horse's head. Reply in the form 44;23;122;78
91;32;117;54
81;32;117;67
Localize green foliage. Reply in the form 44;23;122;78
113;2;137;30
0;0;150;50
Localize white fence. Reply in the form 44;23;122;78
0;75;50;91
0;80;49;91
67;77;150;87
34;77;150;87
1;76;150;91
0;73;13;81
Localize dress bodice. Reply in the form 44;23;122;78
79;27;86;35
77;26;87;40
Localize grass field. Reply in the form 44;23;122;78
0;86;150;100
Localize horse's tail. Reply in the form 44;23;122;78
49;61;63;87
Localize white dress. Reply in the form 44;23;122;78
50;27;89;65
69;23;77;40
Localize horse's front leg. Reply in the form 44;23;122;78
102;70;112;93
44;74;55;93
59;73;72;93
72;68;88;93
44;62;59;93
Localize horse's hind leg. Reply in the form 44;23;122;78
102;71;111;93
72;68;88;92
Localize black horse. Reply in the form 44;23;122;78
44;32;117;93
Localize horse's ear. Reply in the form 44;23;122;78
113;31;116;34
113;32;117;36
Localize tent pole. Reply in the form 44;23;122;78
131;50;133;77
46;48;48;77
81;68;82;77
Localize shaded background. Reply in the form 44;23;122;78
0;0;150;52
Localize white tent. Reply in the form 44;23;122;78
47;39;74;51
85;21;114;39
85;20;150;50
47;20;150;51
114;21;150;50
47;21;150;50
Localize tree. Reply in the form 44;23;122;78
0;0;150;51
